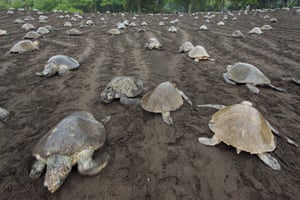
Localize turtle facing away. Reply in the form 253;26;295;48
141;81;192;125
9;40;39;53
29;111;109;193
35;55;80;77
145;38;162;50
197;101;298;170
223;62;285;93
188;45;210;62
100;76;144;105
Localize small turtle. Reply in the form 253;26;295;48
64;21;72;27
200;25;208;30
66;28;82;36
270;18;277;23
39;18;48;23
86;20;94;26
178;41;194;53
21;23;35;31
145;38;162;50
37;27;50;35
168;26;177;33
197;101;297;170
9;40;39;54
282;68;300;85
0;107;9;120
14;18;25;24
232;16;237;20
231;30;244;38
117;22;125;29
261;24;273;31
248;27;263;35
100;76;144;105
0;29;7;36
39;15;48;20
129;22;137;27
188;45;210;62
108;28;121;35
24;31;41;39
141;21;148;26
223;62;285;93
141;81;192;125
159;21;165;26
35;55;80;77
217;21;225;26
24;16;35;21
29;111;110;193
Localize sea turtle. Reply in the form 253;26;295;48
35;55;80;77
282;68;300;85
64;21;72;27
223;62;285;93
197;101;297;170
178;41;194;53
145;37;162;50
0;107;9;120
270;18;277;23
168;26;177;32
200;25;208;30
117;22;125;29
86;20;94;26
29;111;110;193
261;24;273;31
0;29;7;36
14;18;25;24
37;27;50;35
188;45;210;62
141;81;192;125
248;27;263;35
100;76;144;105
231;30;244;38
24;31;41;39
141;21;148;26
66;28;82;36
217;21;225;26
24;16;35;21
108;28;121;35
159;21;165;26
9;40;39;54
21;23;35;31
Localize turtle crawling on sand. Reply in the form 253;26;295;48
108;28;121;35
24;31;41;39
223;62;285;93
35;55;80;77
9;40;39;53
188;45;210;62
141;81;192;125
0;29;7;36
197;101;297;170
178;41;194;53
231;30;244;38
66;28;82;36
0;107;9;120
29;111;110;193
145;37;162;49
101;76;144;105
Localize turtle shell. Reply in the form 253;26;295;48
179;41;194;52
209;103;276;154
21;23;35;31
188;45;209;59
66;28;82;36
24;31;41;39
32;111;106;158
0;107;9;120
105;76;144;97
47;55;80;69
108;28;121;35
9;40;38;53
141;81;183;113
37;27;49;35
227;62;271;85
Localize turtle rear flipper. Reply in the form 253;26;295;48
162;112;173;125
246;83;260;94
257;153;280;170
268;84;286;92
223;73;236;85
198;135;221;146
30;160;46;179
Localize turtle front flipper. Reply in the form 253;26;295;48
35;71;44;76
246;83;260;93
162;112;173;125
30;159;46;179
268;84;286;92
197;104;226;110
58;65;70;76
257;153;281;170
77;149;109;176
176;89;192;106
266;120;298;147
198;135;221;146
120;95;141;105
223;73;236;85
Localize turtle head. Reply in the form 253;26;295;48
42;62;58;77
100;86;115;103
241;101;253;107
44;156;72;193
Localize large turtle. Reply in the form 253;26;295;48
100;76;144;105
9;40;39;53
178;41;194;53
29;111;109;193
0;107;9;120
282;68;300;85
141;81;192;125
145;37;162;50
223;62;285;93
188;45;210;62
35;55;80;77
197;101;297;170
